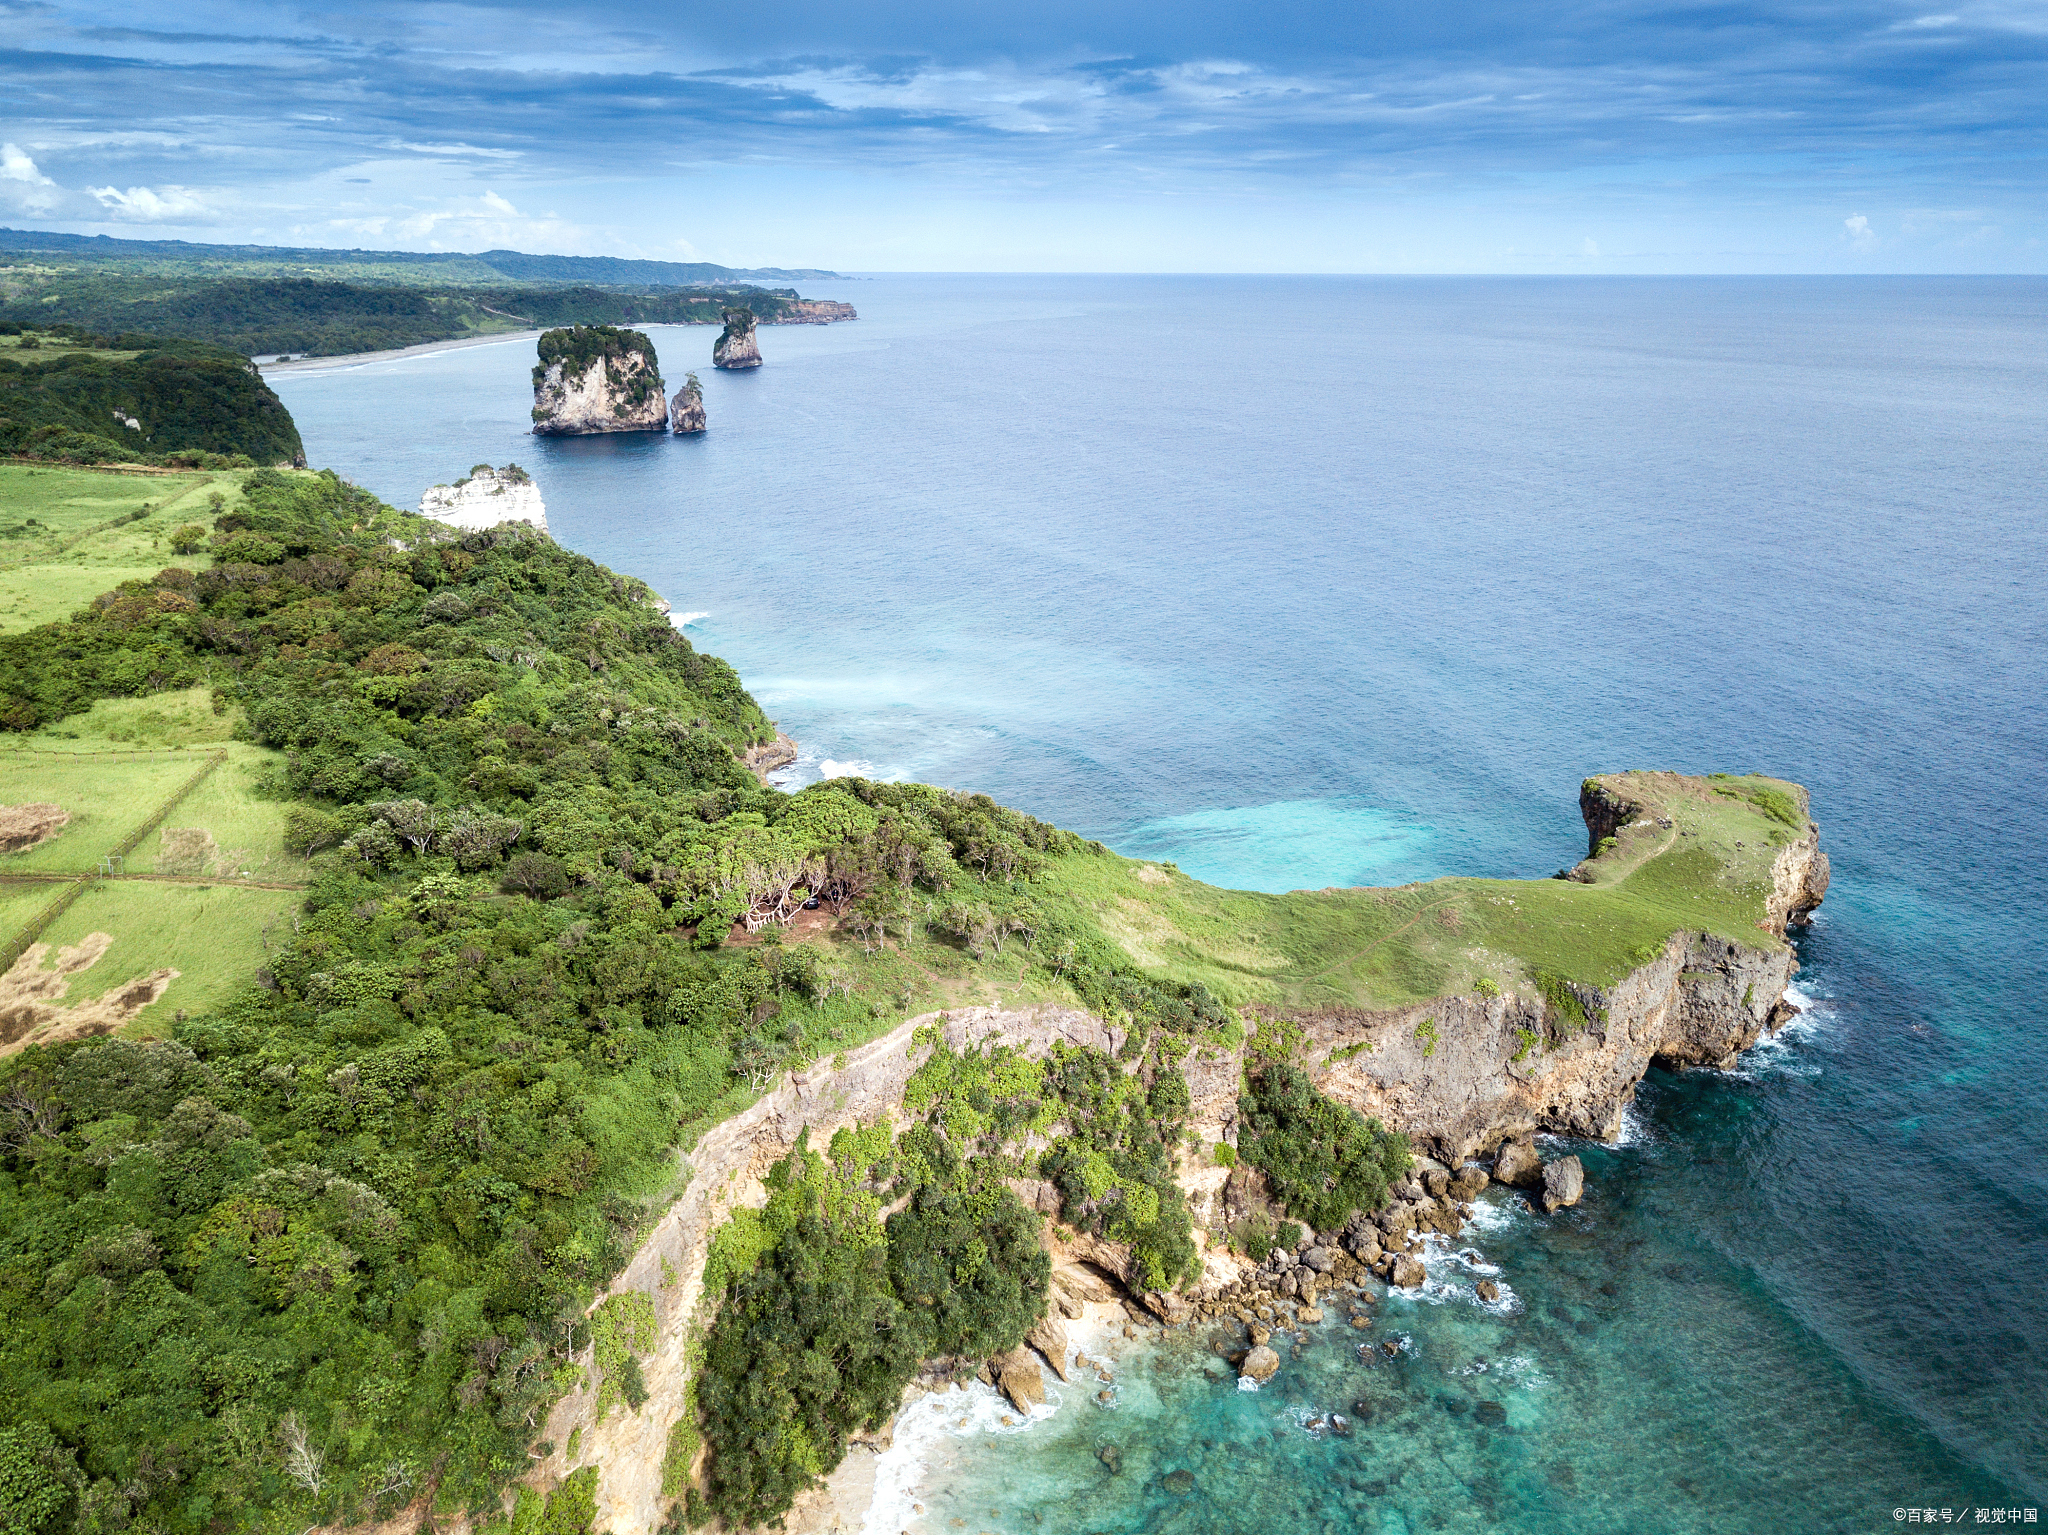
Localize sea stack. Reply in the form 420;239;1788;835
670;371;707;434
419;464;548;533
712;307;762;369
530;325;667;434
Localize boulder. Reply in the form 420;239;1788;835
1298;1305;1324;1324
1422;1169;1450;1199
1539;1155;1584;1213
1097;1443;1123;1474
1240;1345;1281;1383
1346;1228;1383;1262
1493;1138;1542;1188
1390;1255;1427;1289
1026;1315;1070;1380
1302;1246;1336;1273
992;1349;1045;1413
1476;1280;1501;1303
1449;1165;1490;1200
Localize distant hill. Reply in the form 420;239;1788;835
0;229;842;286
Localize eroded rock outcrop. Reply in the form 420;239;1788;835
712;307;762;369
531;325;667;435
419;464;548;533
669;372;706;435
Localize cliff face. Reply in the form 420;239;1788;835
530;325;667;435
769;299;858;325
418;464;548;532
669;373;706;434
523;773;1827;1532
711;307;761;369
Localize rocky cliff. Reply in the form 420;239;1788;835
530;324;668;434
711;307;761;369
513;771;1827;1532
768;299;858;325
669;371;706;434
418;463;548;532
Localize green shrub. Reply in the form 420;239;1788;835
1237;1062;1411;1233
1211;1141;1236;1168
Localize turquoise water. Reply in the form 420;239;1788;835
271;276;2048;1530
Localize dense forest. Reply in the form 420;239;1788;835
0;274;818;360
0;334;304;466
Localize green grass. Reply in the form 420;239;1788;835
0;463;246;629
0;752;210;872
11;685;240;750
130;748;307;881
0;879;66;945
29;878;300;1030
1033;770;1807;1015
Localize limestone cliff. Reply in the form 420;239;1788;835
669;371;706;434
769;299;858;325
418;463;548;532
711;307;761;369
530;325;667;435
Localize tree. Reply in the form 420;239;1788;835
169;524;206;554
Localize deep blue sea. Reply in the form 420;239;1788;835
272;276;2048;1533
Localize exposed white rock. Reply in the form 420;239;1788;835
419;464;548;533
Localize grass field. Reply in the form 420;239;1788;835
0;879;67;942
0;687;303;878
28;878;298;1029
1036;771;1807;1013
0;463;246;631
0;752;212;872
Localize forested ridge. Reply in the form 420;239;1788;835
0;335;303;467
0;275;819;360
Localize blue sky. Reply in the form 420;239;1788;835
3;0;2043;270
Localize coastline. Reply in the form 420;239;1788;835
260;330;544;374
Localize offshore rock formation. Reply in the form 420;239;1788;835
529;774;1827;1532
530;325;667;434
669;371;706;434
771;298;858;325
712;307;762;369
418;464;548;533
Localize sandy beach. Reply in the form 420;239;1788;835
259;330;547;374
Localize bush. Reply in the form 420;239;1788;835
1237;1062;1411;1232
169;524;206;554
1211;1141;1236;1168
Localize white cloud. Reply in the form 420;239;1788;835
1843;213;1876;248
1581;236;1600;257
1;143;53;186
480;190;518;215
90;183;214;221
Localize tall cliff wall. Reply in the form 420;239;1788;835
418;464;548;532
711;307;761;370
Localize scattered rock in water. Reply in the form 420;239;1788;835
1162;1469;1196;1495
1350;1399;1376;1420
1097;1389;1114;1405
1475;1401;1508;1427
1539;1155;1585;1212
1476;1280;1501;1303
1380;1340;1401;1358
1249;1324;1271;1347
1240;1344;1281;1383
1350;1314;1372;1330
1097;1443;1123;1475
1450;1165;1491;1200
1391;1255;1427;1289
1026;1314;1070;1380
1440;1396;1469;1417
1298;1305;1324;1324
1330;1414;1353;1438
1493;1137;1542;1188
992;1348;1045;1413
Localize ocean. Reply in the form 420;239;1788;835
270;275;2048;1533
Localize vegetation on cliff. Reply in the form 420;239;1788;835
0;267;827;360
0;331;303;467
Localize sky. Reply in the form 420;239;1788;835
3;0;2045;271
